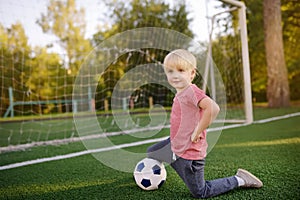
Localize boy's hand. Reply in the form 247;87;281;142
191;97;220;143
191;131;200;143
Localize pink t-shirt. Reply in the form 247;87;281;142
170;84;208;160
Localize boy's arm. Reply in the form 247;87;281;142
191;97;220;143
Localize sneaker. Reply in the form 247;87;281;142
236;169;263;188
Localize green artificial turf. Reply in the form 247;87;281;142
0;107;299;199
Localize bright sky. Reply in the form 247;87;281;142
0;0;221;53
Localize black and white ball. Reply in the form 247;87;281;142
133;158;167;190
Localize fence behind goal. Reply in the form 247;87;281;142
0;0;252;151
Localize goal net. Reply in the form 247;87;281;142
204;0;253;124
0;0;252;153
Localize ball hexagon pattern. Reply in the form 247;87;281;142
133;158;167;190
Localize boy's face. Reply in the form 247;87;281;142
164;65;195;93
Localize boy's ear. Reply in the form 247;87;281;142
191;69;196;80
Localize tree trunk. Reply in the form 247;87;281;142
263;0;290;107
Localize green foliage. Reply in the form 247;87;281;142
26;49;62;99
0;0;193;117
281;0;300;100
0;24;69;115
0;0;94;116
37;0;92;76
211;34;244;104
0;23;31;116
92;0;194;109
242;0;300;101
93;0;193;43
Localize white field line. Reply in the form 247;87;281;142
0;137;168;171
253;112;300;124
0;112;299;171
0;125;170;153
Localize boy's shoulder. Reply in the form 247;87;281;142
190;84;205;93
178;84;206;99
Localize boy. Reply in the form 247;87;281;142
147;49;262;198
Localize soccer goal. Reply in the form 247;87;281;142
0;0;252;152
202;0;253;124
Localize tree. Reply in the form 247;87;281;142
0;23;31;116
263;0;290;107
26;48;63;99
24;47;64;114
37;0;92;76
93;0;193;43
92;0;194;108
281;0;300;100
233;0;300;102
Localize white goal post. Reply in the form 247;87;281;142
221;0;253;123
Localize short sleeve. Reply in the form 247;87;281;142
191;84;207;107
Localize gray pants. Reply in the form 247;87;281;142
147;138;238;198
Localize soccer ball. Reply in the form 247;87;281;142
133;158;167;190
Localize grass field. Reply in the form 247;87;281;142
0;106;299;199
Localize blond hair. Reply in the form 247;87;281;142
163;49;197;71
